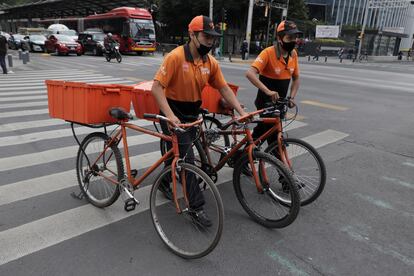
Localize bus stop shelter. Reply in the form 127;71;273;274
0;0;151;32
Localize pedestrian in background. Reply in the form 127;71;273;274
241;40;248;60
338;48;344;60
312;45;321;61
0;33;8;74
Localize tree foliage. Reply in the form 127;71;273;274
288;0;309;21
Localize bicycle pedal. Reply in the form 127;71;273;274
124;198;138;212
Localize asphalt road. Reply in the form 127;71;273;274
0;51;413;275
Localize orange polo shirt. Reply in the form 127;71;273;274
250;45;300;108
154;44;227;102
251;45;299;80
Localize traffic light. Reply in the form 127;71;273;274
221;8;227;22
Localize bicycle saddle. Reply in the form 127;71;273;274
109;107;133;120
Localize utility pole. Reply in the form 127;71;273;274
209;0;213;19
245;0;254;59
255;0;288;47
265;1;273;47
357;0;370;60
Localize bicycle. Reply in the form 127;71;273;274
162;109;301;228
162;99;326;207
74;108;224;259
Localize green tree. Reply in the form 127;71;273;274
288;0;308;21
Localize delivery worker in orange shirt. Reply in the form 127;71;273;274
151;15;246;226
246;20;301;147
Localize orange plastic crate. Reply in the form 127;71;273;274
46;80;133;124
201;83;239;114
132;80;160;119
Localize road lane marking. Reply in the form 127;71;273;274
0;127;156;172
0;123;336;207
301;129;349;148
382;176;414;190
0;119;151;147
301;100;349;111
0;101;47;109
0;108;49;118
354;193;414;219
267;251;309;276
125;77;144;82
0;120;308;171
0;79;134;91
0;167;233;266
341;225;414;266
402;162;414;168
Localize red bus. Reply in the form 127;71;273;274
39;7;156;54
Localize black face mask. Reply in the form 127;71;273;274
280;41;296;53
195;36;212;56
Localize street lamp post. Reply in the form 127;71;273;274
209;0;213;19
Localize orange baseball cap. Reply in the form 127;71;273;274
188;15;222;37
277;20;302;35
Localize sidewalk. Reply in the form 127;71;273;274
219;54;414;66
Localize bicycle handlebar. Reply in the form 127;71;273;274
143;113;203;133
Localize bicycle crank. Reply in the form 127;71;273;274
120;178;140;212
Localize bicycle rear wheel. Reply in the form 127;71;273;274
150;162;224;259
76;132;123;208
266;138;326;206
233;151;300;228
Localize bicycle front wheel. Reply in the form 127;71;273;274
233;151;300;228
150;162;224;259
266;138;326;206
76;132;123;208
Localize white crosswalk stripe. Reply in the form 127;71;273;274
0;68;350;267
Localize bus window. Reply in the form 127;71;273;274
129;19;155;41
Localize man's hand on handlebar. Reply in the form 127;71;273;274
166;114;181;127
288;97;296;109
268;91;280;103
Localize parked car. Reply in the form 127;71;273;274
60;30;78;41
24;34;47;52
0;31;10;41
8;34;29;50
78;32;106;56
45;34;82;56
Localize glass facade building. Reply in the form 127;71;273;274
305;0;414;54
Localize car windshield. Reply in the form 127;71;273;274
92;33;105;41
129;19;155;40
30;35;46;41
55;35;75;42
14;34;25;40
61;30;77;36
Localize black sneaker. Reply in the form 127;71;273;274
190;209;212;227
158;178;173;200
